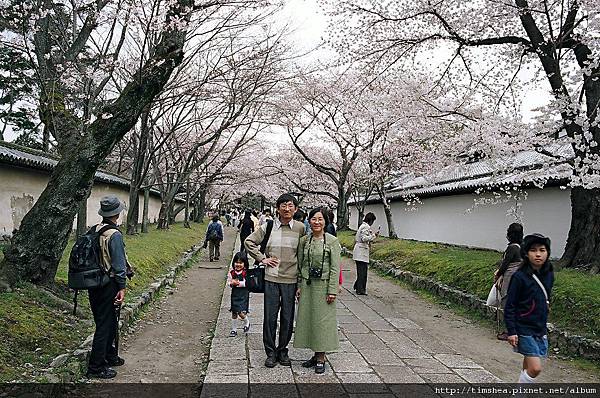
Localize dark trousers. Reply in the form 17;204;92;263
88;280;119;372
208;240;221;260
353;261;369;294
263;280;296;358
240;234;250;252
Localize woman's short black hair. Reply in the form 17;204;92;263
363;212;376;225
276;193;298;208
506;222;524;244
211;214;219;223
308;207;326;220
243;209;252;219
231;251;249;269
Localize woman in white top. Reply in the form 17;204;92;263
352;212;378;295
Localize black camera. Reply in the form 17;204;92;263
308;267;323;279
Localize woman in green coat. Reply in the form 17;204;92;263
294;207;341;374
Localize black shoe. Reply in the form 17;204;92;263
86;368;117;379
264;356;277;368
107;356;125;367
315;361;325;374
356;291;367;296
278;353;291;366
301;357;317;368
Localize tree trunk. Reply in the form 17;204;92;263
142;187;150;233
560;187;600;270
336;187;350;231
126;189;140;235
378;187;398;239
126;105;151;235
357;209;364;229
0;3;191;287
196;187;207;223
1;143;102;286
76;198;88;237
184;179;190;228
157;202;169;229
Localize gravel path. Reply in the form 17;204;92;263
106;226;236;390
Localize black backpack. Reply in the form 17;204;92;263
68;224;118;314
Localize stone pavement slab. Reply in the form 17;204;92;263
202;247;505;396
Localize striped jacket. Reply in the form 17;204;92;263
244;218;305;284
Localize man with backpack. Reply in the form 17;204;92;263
204;214;224;261
85;195;128;379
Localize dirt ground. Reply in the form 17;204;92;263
341;257;600;383
104;227;236;386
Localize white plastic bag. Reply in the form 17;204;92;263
486;283;500;307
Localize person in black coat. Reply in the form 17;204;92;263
505;233;554;384
238;209;255;252
495;222;523;340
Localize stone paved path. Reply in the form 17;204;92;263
202;241;504;397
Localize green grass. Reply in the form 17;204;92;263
338;231;600;340
0;222;206;382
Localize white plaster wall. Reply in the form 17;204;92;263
0;166;187;234
349;187;571;257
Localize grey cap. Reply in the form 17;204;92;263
98;195;126;218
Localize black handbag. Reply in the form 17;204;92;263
246;265;265;293
246;220;273;294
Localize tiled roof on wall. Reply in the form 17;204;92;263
357;140;574;204
0;141;175;200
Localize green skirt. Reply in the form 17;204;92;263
293;278;339;352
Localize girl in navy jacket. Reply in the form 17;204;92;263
504;233;554;383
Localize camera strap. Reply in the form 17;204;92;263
307;234;327;284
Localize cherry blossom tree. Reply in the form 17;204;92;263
278;70;396;230
0;0;277;289
324;0;600;268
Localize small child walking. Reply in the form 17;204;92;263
504;233;554;383
227;251;251;337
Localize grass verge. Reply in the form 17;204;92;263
0;222;206;382
338;231;600;340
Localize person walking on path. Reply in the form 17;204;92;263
352;212;378;295
324;209;337;237
505;233;554;384
294;208;340;374
251;210;260;230
86;196;128;379
204;215;224;261
259;209;273;226
245;193;305;368
495;222;524;340
227;252;251;337
238;209;255;252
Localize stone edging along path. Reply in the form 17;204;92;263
340;248;600;362
45;243;204;382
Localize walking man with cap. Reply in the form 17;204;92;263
86;195;128;379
